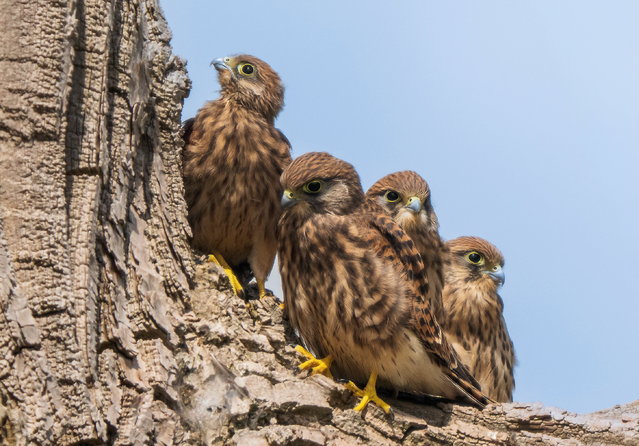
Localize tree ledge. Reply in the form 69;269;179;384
178;261;639;445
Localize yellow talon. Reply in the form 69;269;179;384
208;253;243;297
294;345;333;379
258;280;268;299
345;371;391;414
279;303;285;310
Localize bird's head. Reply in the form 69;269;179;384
366;171;439;233
446;236;505;290
280;152;364;218
211;54;284;119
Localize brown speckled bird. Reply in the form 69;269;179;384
182;54;291;298
366;171;448;322
442;236;516;402
278;152;491;413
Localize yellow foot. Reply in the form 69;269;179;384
208;253;243;297
257;280;269;299
294;345;333;379
255;278;284;308
345;371;391;414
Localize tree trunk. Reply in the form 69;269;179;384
0;0;192;443
0;1;637;445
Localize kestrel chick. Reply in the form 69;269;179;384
443;236;516;402
278;152;490;413
182;54;291;298
366;171;448;321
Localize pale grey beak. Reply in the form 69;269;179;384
211;57;231;72
281;190;297;209
405;196;422;213
488;266;505;286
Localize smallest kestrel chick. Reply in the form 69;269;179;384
442;236;516;402
366;171;447;321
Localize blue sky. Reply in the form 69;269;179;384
161;1;639;414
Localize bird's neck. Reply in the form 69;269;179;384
443;281;504;335
221;90;282;123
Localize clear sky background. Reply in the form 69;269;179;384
161;1;639;414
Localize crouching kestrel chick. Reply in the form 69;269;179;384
182;54;291;298
442;236;516;402
366;171;448;322
278;152;491;413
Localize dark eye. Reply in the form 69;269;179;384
238;63;255;75
384;190;400;202
466;251;484;265
303;180;322;194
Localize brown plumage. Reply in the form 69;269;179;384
182;54;291;297
366;171;448;322
278;152;491;411
442;236;516;402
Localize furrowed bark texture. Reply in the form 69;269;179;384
0;0;192;443
0;1;637;445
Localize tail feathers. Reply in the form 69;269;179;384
444;366;495;408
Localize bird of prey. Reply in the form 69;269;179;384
366;171;448;322
182;54;291;299
278;152;491;413
442;236;516;402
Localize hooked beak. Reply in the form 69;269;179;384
488;265;505;287
281;189;297;209
211;57;232;73
405;196;422;213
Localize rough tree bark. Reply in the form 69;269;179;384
0;1;637;445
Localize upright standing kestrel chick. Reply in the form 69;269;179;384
366;171;448;322
278;152;491;413
183;54;291;298
442;236;516;402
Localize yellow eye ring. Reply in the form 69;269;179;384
238;62;255;76
303;180;322;194
466;251;484;265
384;190;401;202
